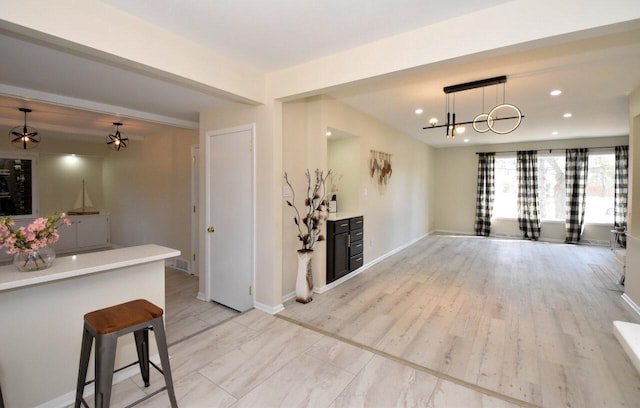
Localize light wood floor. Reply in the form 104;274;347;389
74;237;640;407
164;267;239;345
279;235;640;408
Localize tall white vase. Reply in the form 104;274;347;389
296;250;314;303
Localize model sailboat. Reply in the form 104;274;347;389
68;179;99;215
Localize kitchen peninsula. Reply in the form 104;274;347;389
0;244;179;408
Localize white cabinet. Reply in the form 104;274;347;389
52;214;110;253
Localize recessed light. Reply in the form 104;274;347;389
415;108;423;115
550;90;562;96
325;131;332;136
552;131;559;136
563;113;572;118
463;138;470;143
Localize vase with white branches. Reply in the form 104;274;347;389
284;168;331;303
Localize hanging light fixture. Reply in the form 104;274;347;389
9;108;40;149
106;122;128;151
423;75;524;139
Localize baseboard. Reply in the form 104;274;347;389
35;355;161;408
433;229;474;236
281;291;296;303
196;291;207;301
314;233;429;295
254;300;284;315
622;293;640;317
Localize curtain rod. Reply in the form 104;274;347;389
475;145;627;155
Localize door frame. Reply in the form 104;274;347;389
190;144;199;276
204;123;256;307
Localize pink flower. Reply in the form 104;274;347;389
0;213;68;254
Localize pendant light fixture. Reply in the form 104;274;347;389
423;75;524;139
106;122;128;151
9;108;40;149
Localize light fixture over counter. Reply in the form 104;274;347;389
106;122;128;151
422;75;524;139
9;108;40;149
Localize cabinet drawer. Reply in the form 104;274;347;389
350;217;364;229
350;240;364;256
350;228;364;241
329;220;350;234
349;254;364;271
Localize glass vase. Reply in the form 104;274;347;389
13;246;56;272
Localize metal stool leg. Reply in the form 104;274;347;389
75;326;94;408
95;334;117;408
0;381;5;408
134;328;151;387
151;317;178;408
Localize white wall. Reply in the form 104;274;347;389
103;128;197;268
435;136;629;243
0;126;196;268
199;100;283;310
282;96;436;296
39;153;104;215
328;135;360;214
624;88;640;306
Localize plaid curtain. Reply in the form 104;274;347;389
615;145;628;247
474;153;495;236
517;150;541;240
565;148;588;243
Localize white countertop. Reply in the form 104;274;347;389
614;320;640;375
0;244;180;292
327;212;363;221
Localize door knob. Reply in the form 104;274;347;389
207;226;215;233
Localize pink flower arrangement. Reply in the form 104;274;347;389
0;213;71;254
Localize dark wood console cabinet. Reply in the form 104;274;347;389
326;216;364;284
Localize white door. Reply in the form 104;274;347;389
205;124;254;312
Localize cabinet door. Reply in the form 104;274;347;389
76;216;110;248
53;221;77;252
332;231;350;281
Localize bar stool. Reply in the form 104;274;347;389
0;382;5;408
74;299;178;408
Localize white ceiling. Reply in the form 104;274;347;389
0;1;639;147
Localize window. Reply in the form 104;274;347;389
537;154;565;221
0;153;37;217
584;153;615;224
493;157;517;218
492;151;615;224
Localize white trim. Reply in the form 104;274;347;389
282;291;296;303
622;294;640;317
35;354;160;408
196;291;207;302
0;84;198;129
313;233;429;295
190;144;199;276
255;301;285;315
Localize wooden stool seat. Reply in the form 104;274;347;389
75;299;177;408
84;299;163;335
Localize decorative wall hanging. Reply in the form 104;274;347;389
422;75;524;139
9;108;40;149
370;150;392;186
